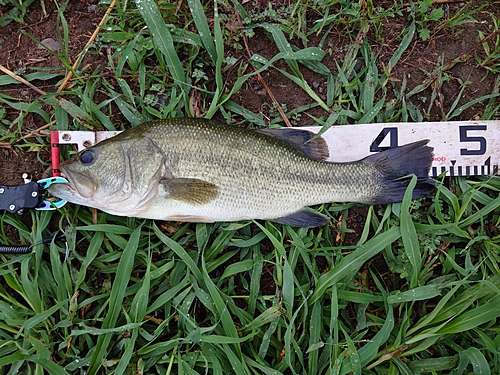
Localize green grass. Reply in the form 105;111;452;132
0;0;500;374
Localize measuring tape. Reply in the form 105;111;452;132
51;120;499;177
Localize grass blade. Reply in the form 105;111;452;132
87;225;142;375
134;0;187;91
400;176;421;287
310;227;401;304
186;0;216;62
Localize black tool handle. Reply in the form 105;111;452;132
0;182;41;214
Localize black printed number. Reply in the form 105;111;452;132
459;125;487;156
370;127;398;152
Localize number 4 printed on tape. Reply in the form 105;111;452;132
301;121;499;177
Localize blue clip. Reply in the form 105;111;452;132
36;177;68;210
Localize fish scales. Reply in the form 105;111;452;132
142;120;379;212
49;118;435;227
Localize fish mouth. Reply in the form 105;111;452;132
57;167;78;194
58;169;76;191
55;166;96;199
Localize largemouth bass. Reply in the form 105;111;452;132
48;118;435;227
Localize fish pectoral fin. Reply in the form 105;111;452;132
271;209;330;228
160;177;219;205
256;128;329;160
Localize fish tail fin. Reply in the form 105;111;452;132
365;140;435;204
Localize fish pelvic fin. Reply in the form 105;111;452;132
365;139;435;204
271;209;330;228
160;178;220;205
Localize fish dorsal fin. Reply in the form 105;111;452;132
256;128;329;160
160;178;219;205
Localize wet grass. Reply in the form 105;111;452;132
0;0;499;374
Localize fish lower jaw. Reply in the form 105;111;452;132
101;200;153;217
56;171;93;199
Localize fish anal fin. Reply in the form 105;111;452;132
271;209;330;228
160;178;219;205
257;128;329;160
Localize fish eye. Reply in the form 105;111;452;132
80;150;95;165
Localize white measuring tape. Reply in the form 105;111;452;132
54;120;499;177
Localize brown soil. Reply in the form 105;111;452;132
0;1;105;186
0;0;498;235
